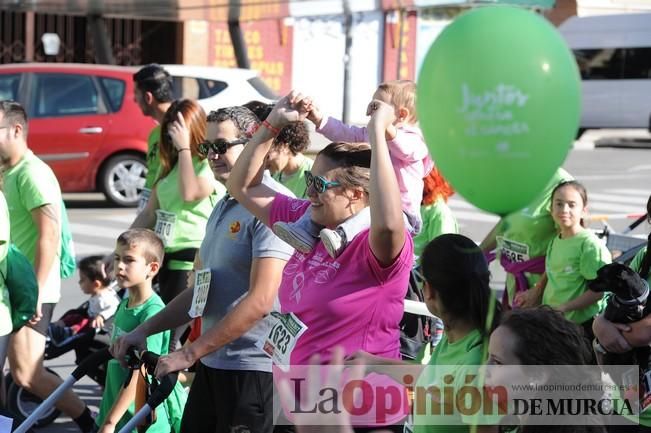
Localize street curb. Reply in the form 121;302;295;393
573;140;595;150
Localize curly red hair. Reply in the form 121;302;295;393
422;168;454;205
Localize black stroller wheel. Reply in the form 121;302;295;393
6;368;62;427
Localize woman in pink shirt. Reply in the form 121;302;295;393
227;92;413;429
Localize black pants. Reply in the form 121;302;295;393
156;248;196;351
181;363;292;433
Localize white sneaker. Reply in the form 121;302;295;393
273;221;316;253
320;228;345;258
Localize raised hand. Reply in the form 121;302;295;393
168;111;191;151
367;99;396;131
267;90;312;128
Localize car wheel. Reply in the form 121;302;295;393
99;153;147;207
6;368;62;428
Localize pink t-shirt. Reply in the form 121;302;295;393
317;116;434;223
270;193;414;366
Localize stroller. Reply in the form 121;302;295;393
4;287;125;428
12;348;180;433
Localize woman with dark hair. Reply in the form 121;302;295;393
228;92;414;431
132;99;225;349
489;307;606;433
346;233;501;433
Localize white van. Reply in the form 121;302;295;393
559;13;651;134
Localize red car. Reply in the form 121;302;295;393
0;63;156;206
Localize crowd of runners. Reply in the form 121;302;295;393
1;63;651;433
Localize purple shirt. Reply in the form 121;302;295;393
270;193;414;365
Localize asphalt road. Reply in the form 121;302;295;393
9;144;651;432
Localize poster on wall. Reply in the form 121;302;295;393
207;2;293;96
382;9;418;81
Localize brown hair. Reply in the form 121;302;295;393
377;80;417;124
157;99;207;184
116;228;164;264
317;142;371;195
422;168;454;205
273;121;310;155
78;255;112;286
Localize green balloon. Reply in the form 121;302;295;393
417;6;580;215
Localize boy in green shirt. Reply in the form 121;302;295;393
97;228;186;433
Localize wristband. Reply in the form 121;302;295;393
262;119;281;136
177;148;191;152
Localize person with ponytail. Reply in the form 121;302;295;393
413;167;458;257
348;234;501;433
535;180;611;346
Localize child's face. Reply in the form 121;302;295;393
551;186;586;230
113;242;156;289
78;273;99;295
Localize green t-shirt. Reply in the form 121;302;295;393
496;168;573;303
154;156;225;269
630;247;650;283
97;293;186;432
414;198;459;258
543;230;611;324
272;155;313;199
144;126;162;191
2;150;62;303
0;192;12;336
413;329;485;433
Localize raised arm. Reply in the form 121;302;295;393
169;112;214;202
227;91;310;226
367;100;406;266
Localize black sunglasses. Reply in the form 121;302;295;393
199;138;248;155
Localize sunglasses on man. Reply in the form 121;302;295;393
199;138;248;155
304;171;341;193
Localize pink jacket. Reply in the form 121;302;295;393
317;116;434;224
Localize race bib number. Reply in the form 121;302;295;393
188;269;211;318
154;210;176;246
137;188;151;213
498;237;530;263
256;312;307;371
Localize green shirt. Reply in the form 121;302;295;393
413;329;485;433
155;156;225;269
543;230;611;324
144;126;162;190
272;155;313;198
98;293;186;432
496;168;573;303
629;247;649;283
0;192;12;336
3;150;62;303
414;198;459;258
